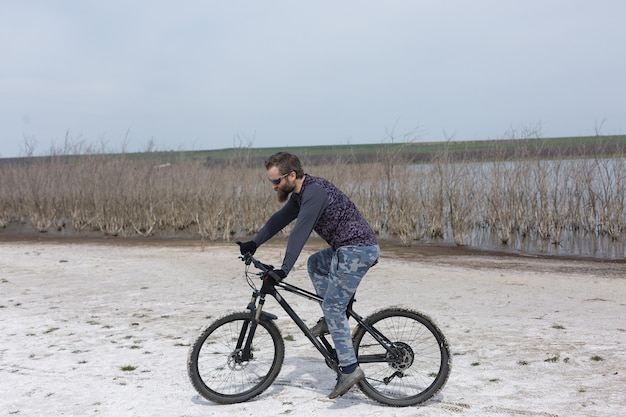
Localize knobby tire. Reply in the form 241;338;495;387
353;307;451;407
187;311;285;404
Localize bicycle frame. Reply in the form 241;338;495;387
188;253;451;406
239;254;400;371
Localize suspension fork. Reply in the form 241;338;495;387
233;289;264;362
238;284;277;361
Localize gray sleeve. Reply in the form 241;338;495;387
281;184;328;274
253;196;299;247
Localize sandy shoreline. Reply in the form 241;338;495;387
1;240;624;416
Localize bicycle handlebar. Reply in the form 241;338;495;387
240;252;283;283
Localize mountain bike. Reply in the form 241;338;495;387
187;252;451;407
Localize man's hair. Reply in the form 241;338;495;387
264;152;305;178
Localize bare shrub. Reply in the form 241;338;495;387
1;137;624;251
423;139;480;244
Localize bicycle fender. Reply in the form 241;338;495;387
259;311;278;321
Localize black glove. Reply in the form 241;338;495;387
265;269;287;283
237;241;257;256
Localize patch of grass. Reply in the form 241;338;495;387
1;278;9;283
591;355;604;361
517;360;529;366
471;362;480;367
284;334;295;342
552;324;566;330
43;327;59;334
544;354;560;363
120;365;137;371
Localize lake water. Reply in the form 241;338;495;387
466;227;626;260
408;158;626;260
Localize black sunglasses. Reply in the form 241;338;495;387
268;172;290;185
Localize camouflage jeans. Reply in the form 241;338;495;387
307;244;380;369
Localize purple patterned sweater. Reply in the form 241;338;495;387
253;175;377;274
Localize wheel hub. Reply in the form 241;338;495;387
227;349;250;370
387;342;414;371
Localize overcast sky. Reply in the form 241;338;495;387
1;1;625;158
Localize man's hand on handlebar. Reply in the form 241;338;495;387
264;269;286;284
237;241;257;256
236;242;285;283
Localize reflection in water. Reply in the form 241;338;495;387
403;158;626;260
467;227;625;260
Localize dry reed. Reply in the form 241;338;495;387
1;141;625;248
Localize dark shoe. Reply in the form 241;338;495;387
310;317;329;337
329;366;365;399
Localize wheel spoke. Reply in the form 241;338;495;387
188;312;284;404
354;308;450;406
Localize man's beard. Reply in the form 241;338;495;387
277;180;296;203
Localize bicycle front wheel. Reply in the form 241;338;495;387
187;311;285;404
353;308;451;407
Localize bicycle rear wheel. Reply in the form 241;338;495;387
353;308;450;407
187;311;285;404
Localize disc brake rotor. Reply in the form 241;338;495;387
387;342;415;371
227;349;250;370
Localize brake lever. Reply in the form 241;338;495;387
239;254;274;273
239;254;253;266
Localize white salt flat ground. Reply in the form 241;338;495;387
1;241;624;417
